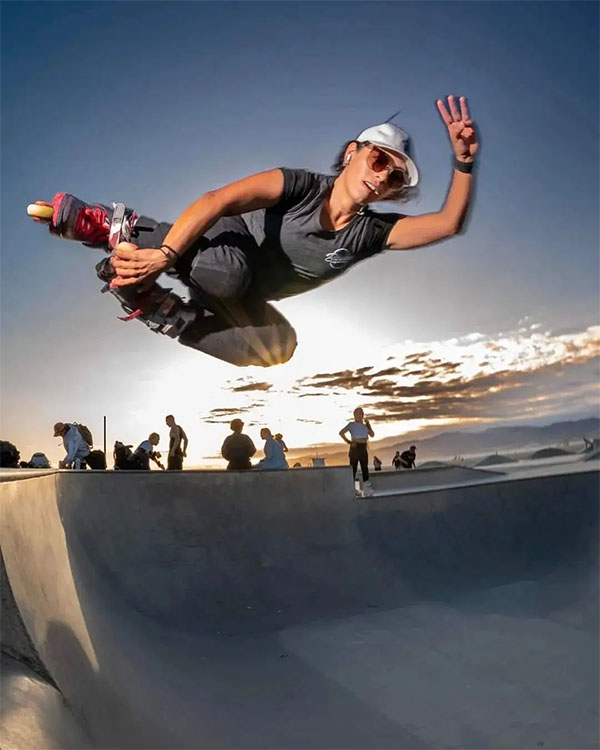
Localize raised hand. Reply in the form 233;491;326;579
436;95;479;163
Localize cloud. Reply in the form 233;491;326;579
231;381;272;393
290;324;600;425
197;324;599;455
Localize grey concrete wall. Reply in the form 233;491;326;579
367;465;502;492
1;466;598;749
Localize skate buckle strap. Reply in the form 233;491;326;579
108;202;128;249
118;309;143;322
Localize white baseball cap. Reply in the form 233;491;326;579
356;123;419;187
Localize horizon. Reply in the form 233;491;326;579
7;412;597;471
1;1;598;469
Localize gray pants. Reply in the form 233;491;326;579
106;211;297;368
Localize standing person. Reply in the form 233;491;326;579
400;445;417;469
165;415;188;470
30;96;478;368
134;433;165;470
54;422;90;469
339;408;375;494
274;433;288;453
373;456;382;471
256;428;288;470
221;419;256;471
392;451;402;470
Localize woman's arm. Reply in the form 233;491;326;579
386;95;478;251
365;419;375;438
163;169;285;255
339;427;351;445
110;169;285;288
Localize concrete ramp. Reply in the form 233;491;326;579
1;467;598;749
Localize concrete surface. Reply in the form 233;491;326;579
0;654;91;750
1;465;598;749
367;465;504;493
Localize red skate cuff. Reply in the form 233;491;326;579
51;192;66;231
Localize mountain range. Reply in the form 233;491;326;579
290;417;600;467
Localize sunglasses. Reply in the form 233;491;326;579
364;144;409;190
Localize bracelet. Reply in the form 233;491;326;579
158;247;174;263
159;244;179;261
454;158;475;174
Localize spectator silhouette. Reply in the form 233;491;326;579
54;422;90;469
339;408;374;493
274;433;288;453
400;445;417;469
134;433;165;470
165;415;188;470
221;419;256;471
256;428;288;470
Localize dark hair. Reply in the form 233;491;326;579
331;140;418;204
331;140;362;174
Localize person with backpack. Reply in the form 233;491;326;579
165;415;188;470
54;422;90;469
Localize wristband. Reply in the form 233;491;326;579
454;158;475;174
158;247;174;263
159;244;179;260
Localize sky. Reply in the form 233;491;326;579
1;1;598;468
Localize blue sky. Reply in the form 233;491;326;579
1;1;598;467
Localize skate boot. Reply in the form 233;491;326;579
46;192;138;249
362;481;375;498
95;257;196;339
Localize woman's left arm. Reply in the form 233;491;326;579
386;95;479;251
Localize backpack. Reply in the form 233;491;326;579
113;441;142;470
0;440;20;468
86;449;106;470
74;423;94;447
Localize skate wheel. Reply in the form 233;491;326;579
27;203;53;219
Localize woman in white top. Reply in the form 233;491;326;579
257;428;288;470
339;408;374;483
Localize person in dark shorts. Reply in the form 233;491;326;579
339;408;375;494
221;419;256;470
165;415;188;470
400;445;417;469
30;96;478;368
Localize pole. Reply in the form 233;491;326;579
103;416;107;460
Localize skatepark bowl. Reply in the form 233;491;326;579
1;461;598;749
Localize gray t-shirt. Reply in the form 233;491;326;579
218;168;402;300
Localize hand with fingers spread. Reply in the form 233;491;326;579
436;95;479;164
109;242;172;290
